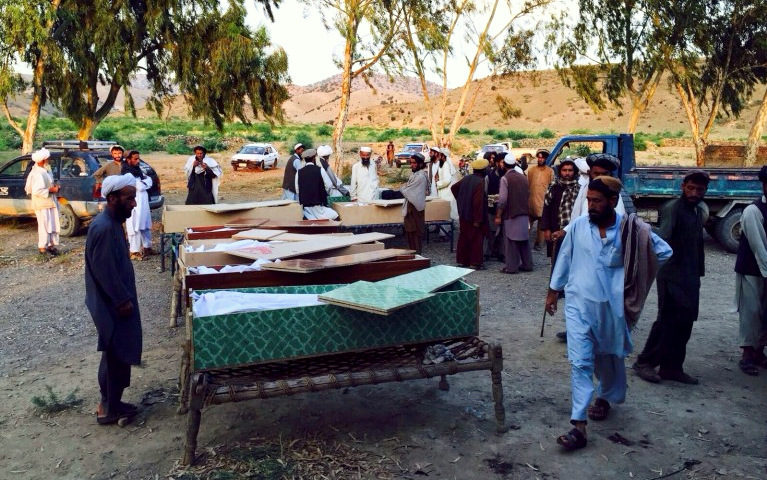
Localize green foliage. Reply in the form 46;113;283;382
165;138;189;154
93;127;117;141
375;128;399;142
634;135;648;151
484;128;498;136
293;131;314;150
506;130;528;140
538;128;556;139
31;386;83;414
574;144;592;156
316;124;332;136
201;137;227;153
457;127;472;135
496;95;522;120
570;128;592;135
493;131;506;140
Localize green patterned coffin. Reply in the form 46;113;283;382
192;280;478;370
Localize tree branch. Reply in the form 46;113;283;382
1;99;24;138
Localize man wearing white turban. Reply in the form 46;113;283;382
350;146;379;202
85;173;142;425
317;145;348;197
25;148;61;254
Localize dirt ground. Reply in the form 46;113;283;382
0;152;765;480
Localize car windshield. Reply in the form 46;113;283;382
482;145;505;153
404;144;422;152
240;146;265;155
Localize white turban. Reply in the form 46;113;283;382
503;153;516;166
574;157;589;173
317;145;332;157
101;173;136;198
31;148;51;163
293;143;304;151
359;146;372;153
429;145;440;153
440;147;450;157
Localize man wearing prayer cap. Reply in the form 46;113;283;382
400;152;429;253
295;149;339;220
427;146;441;197
317;145;348;197
569;153;625;220
545;175;671;451
25;148;61;254
184;145;223;205
85;172;142;425
495;152;533;273
451;158;489;268
350;146;379;202
281;143;305;200
733;165;767;376
435;147;458;222
634;169;709;385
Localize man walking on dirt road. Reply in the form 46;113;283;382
545;176;671;451
85;174;143;425
633;170;709;385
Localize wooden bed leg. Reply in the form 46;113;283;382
182;374;206;465
438;374;450;391
169;270;181;328
490;344;507;434
177;341;191;415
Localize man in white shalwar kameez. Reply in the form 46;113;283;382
122;151;154;259
25;148;61;254
570;154;625;219
545;176;671;451
436;147;458;221
349;146;379;202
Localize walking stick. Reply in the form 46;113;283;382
540;236;559;338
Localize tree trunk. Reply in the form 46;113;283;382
674;80;705;166
332;36;355;173
626;70;661;133
21;56;47;154
745;87;767;166
78;119;96;141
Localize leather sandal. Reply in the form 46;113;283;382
557;428;587;450
587;398;611;421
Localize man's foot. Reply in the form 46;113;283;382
142;247;156;256
46;246;59;256
556;331;568;343
738;358;759;376
587;398;611;421
129;252;143;261
469;264;485;270
38;248;47;255
117;401;139;414
633;362;661;383
658;370;699;384
557;427;587;450
499;267;518;274
96;403;122;425
519;266;533;272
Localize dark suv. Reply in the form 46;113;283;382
0;140;164;236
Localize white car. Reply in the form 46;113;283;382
231;143;279;171
476;143;510;160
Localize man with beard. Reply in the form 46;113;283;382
485;152;505;260
545;176;671;451
570;153;625;219
452;158;489;269
541;158;580;263
94;145;125;184
495;154;533;274
633;170;709;384
317;145;349;197
436;147;458;221
25;148;60;255
350;146;380;202
427;146;440;197
400;153;429;253
528;149;554;250
295;148;339;220
122;151;154;260
184;145;222;205
85;174;143;425
733;165;767;376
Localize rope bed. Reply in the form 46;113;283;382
180;337;505;465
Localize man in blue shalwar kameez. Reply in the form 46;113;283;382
85;174;143;425
545;176;671;450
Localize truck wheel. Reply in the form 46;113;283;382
714;208;742;253
620;190;637;215
59;205;82;237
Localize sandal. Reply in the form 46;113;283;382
557;428;587;450
96;403;122;425
739;359;759;376
587;398;611;421
499;267;518;274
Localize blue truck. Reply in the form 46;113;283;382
543;133;762;252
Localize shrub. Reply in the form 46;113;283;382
293;131;314;150
457;127;472;135
123;135;162;152
165;138;188;154
316;124;332;136
201;136;227;152
31;385;83;414
484;128;498;136
493;131;506;140
506;130;527;140
93;127;117;141
570;128;591;135
538;128;556;139
400;127;416;137
376;128;398;142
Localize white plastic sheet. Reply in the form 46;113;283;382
191;290;323;317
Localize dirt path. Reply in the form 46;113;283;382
0;164;765;479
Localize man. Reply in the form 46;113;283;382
281;143;305;200
317;145;349;197
452;158;489;269
122;151;154;260
184;146;222;205
634;170;709;384
485;152;504;260
93;145;125;185
386;141;395;167
540;158;580;263
570;153;625;219
85;173;142;425
427;146;440;197
295;148;339;220
545;176;671;451
733;165;767;376
528;149;554;250
350;146;380;202
436;147;458;221
25;148;60;255
495;154;533;274
400;152;429;253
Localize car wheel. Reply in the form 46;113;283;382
233;164;239;171
714;207;742;253
59;204;81;237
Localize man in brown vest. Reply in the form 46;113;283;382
495;154;533;273
281;143;305;200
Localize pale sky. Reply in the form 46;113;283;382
247;0;559;88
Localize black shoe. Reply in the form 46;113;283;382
556;331;567;343
632;362;661;383
659;370;699;385
117;401;139;414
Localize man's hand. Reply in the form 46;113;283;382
543;229;551;242
116;300;134;318
551;230;566;242
545;289;560;316
494;216;502;226
49;185;60;193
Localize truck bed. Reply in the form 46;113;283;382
623;166;761;200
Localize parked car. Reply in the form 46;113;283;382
0;140;164;236
394;142;431;167
476;143;510;160
231;143;279;171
